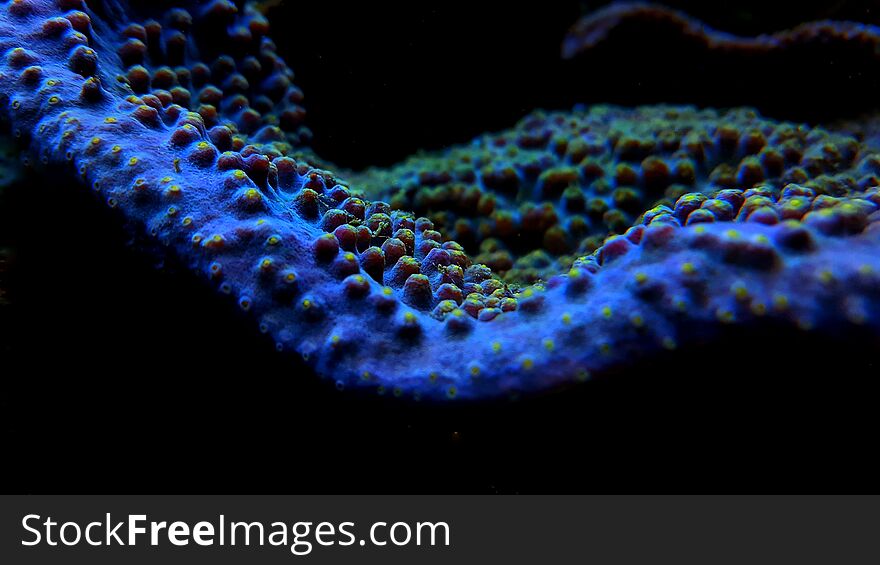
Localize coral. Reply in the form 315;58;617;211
354;105;875;285
2;0;880;400
561;1;880;60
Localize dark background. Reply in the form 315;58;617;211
1;1;879;493
273;0;880;169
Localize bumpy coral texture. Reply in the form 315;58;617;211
2;0;880;400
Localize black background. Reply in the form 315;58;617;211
2;1;879;493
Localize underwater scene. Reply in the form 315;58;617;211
1;1;878;491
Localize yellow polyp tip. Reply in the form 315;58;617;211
161;177;172;183
446;386;457;398
818;270;834;284
601;306;612;319
268;236;280;245
634;272;648;284
681;262;696;275
128;157;138;166
234;170;246;179
111;145;121;153
562;313;572;324
543;339;554;351
599;343;611;355
104;117;117;123
522;358;534;370
491;341;502;353
716;308;734;323
90;137;101;145
302;299;312;309
630;314;644;328
429;372;438;382
182;217;192;226
751;302;767;316
404;312;416;323
331;335;340;345
724;229;740;239
361;371;371;381
197;142;209;149
470;366;480;377
285;273;296;282
382;287;393;296
344;252;355;261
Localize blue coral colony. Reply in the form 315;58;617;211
2;0;879;400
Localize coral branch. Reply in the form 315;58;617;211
2;0;880;400
562;1;880;60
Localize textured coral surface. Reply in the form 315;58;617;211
2;0;880;401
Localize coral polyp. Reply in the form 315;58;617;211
355;105;876;285
2;0;880;400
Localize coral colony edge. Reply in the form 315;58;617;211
2;0;880;402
